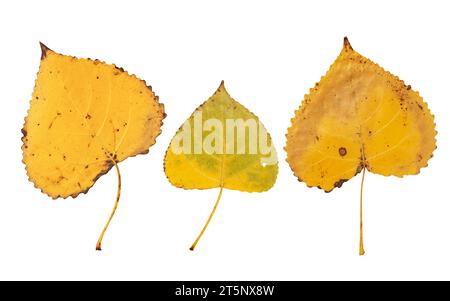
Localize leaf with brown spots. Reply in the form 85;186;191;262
285;37;436;255
22;43;165;250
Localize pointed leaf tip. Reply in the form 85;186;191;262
343;37;353;50
216;80;227;94
39;42;51;60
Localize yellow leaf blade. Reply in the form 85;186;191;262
286;38;436;192
164;82;278;192
22;44;165;198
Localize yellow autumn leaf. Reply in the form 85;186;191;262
285;38;436;255
22;43;165;250
164;81;278;250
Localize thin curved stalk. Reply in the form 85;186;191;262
190;186;224;251
96;158;121;251
359;166;366;256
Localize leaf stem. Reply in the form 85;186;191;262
96;158;121;251
359;165;366;256
190;186;224;251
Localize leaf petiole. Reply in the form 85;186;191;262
96;158;121;251
359;165;366;256
190;186;224;251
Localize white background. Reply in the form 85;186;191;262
0;0;448;280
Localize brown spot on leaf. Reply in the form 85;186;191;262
338;147;347;156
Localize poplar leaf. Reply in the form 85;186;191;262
22;43;165;250
285;38;436;255
164;82;278;250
